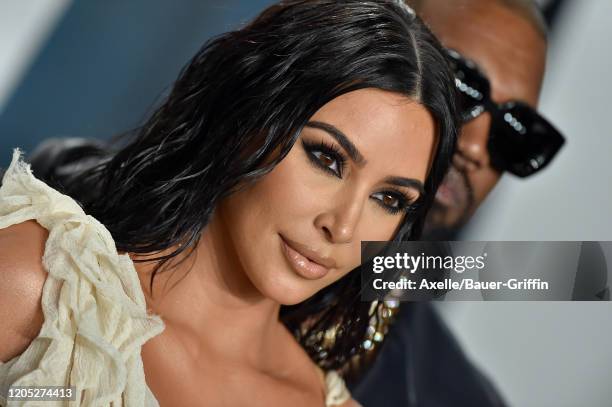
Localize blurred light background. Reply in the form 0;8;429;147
0;1;610;406
441;1;612;407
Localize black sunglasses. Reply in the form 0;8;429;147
446;48;565;178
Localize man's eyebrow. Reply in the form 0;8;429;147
305;121;366;165
384;176;425;196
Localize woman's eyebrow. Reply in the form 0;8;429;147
384;176;425;196
305;121;366;166
305;120;425;196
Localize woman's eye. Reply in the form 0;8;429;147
373;192;400;208
302;140;347;178
312;151;340;175
371;191;409;215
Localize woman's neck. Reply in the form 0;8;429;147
129;213;284;368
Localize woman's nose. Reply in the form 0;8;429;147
314;193;365;244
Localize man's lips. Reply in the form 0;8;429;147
435;182;459;207
435;165;470;210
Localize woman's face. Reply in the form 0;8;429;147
217;88;437;305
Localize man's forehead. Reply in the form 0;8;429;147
421;0;546;106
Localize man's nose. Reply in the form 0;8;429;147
455;112;492;171
314;193;364;244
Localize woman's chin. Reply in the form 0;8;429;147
267;283;317;306
252;272;318;306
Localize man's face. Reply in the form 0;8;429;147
419;0;547;238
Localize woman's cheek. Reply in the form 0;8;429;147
262;158;332;218
356;204;400;241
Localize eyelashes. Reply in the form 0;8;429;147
302;139;347;177
301;139;419;215
372;189;415;215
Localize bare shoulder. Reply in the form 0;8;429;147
0;220;49;362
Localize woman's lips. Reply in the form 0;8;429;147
280;235;331;280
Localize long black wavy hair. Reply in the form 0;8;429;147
55;0;459;381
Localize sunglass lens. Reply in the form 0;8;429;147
489;102;565;177
447;49;490;121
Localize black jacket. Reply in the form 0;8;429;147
350;302;508;407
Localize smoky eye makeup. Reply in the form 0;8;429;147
372;189;420;215
300;137;421;216
301;138;348;178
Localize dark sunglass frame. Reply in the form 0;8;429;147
446;48;565;178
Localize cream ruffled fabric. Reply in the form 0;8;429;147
0;148;352;407
323;370;352;406
0;148;166;406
